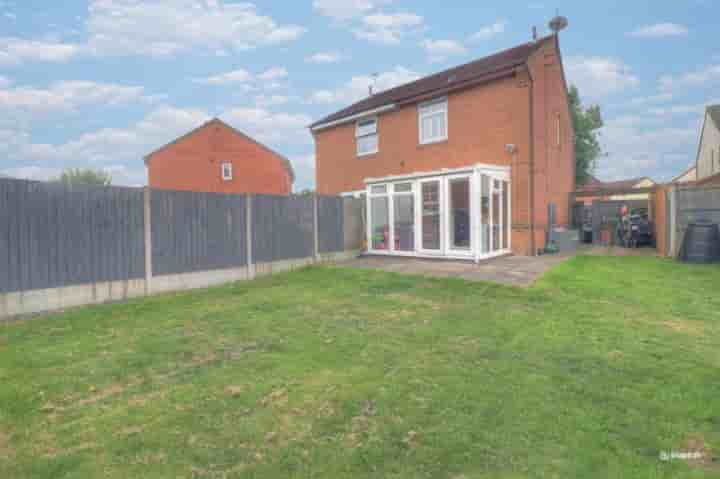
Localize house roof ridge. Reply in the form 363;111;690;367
310;35;555;129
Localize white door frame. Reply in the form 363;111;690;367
444;173;474;258
417;177;444;256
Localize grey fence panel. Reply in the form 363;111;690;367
677;187;720;232
151;190;247;276
318;195;344;253
0;178;145;294
343;197;364;251
252;195;314;263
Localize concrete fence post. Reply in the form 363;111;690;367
246;194;255;279
313;194;320;263
143;186;153;295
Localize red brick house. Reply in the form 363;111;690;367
311;35;575;258
145;118;294;195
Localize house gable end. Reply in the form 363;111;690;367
145;118;294;183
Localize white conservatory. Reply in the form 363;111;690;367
365;164;512;262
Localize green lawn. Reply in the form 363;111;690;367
2;256;720;478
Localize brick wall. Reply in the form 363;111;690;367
147;120;292;195
313;36;575;256
526;36;576;252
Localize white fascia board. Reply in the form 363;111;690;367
364;163;510;184
310;104;397;132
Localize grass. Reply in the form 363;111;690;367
1;255;720;478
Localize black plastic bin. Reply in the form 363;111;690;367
679;223;720;264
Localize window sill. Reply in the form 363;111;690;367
418;138;448;149
357;151;379;158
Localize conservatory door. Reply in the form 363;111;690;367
418;179;443;255
479;173;511;257
446;175;473;257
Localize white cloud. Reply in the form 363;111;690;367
254;94;292;107
84;0;305;57
313;0;393;20
258;67;288;81
305;52;345;64
18;106;211;165
2;2;305;65
221;107;312;145
0;75;11;88
628;23;688;38
0;164;147;186
353;12;423;44
4;12;16;21
309;66;420;104
647;104;706;117
628;92;674;106
0;165;63;181
597;115;699;181
565;56;639;100
421;39;467;63
0;37;80;65
289;153;316;191
195;66;288;90
659;64;720;92
469;20;506;42
0;80;148;116
196;69;252;85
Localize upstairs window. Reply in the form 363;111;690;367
419;98;448;145
356;118;378;156
221;162;233;181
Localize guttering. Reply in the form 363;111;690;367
527;64;536;255
364;163;510;185
310;104;397;132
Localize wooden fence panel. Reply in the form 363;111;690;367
151;189;247;276
0;178;145;293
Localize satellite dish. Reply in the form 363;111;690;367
549;15;568;34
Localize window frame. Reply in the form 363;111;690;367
221;162;233;181
356;117;379;157
418;97;448;145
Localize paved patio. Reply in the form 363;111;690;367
338;253;574;287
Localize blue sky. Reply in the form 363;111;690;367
0;0;717;189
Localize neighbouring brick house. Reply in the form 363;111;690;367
145;118;294;195
311;34;575;258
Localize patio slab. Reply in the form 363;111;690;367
337;253;574;287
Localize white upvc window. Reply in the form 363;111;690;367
221;162;233;181
356;117;378;156
419;98;448;145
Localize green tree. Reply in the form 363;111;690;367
569;85;604;185
56;168;112;187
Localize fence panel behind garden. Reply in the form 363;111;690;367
0;178;145;294
0;179;363;319
252;194;315;263
151;190;247;276
676;186;720;231
318;195;344;254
